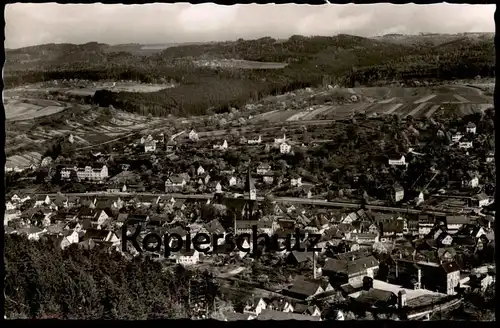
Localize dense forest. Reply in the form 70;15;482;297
4;34;495;117
4;234;218;319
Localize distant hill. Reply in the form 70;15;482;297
3;33;495;118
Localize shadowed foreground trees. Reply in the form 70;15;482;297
3;234;210;319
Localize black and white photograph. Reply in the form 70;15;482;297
3;2;496;321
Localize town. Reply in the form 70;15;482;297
5;99;495;320
4;3;495;321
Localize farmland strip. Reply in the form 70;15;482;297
384;103;403;115
414;94;436;104
378;97;396;104
453;94;470;103
424;105;440;118
301;105;332;120
405;103;428;118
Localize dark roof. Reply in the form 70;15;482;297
257;310;320;321
117;213;129;222
204;219;226;235
235;220;272;230
168;226;187;237
78;208;97;219
167;174;186;184
223;312;252;321
381;220;404;234
446;216;470;225
288;251;315;263
128;214;149;222
355;288;396;305
323;256;379;275
83;229;109;241
287;278;322;298
474;193;489;201
441;261;461;273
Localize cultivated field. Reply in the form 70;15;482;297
249;83;493;123
4;98;67;121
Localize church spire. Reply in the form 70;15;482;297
246;166;256;200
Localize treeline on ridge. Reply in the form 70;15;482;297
4;35;495;117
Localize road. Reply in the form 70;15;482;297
41;192;449;216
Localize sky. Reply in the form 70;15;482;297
5;3;496;49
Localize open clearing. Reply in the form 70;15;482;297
4;98;67;121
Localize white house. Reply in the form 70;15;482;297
257;163;272;175
416;192;425;205
176;249;200;266
144;140;157;152
11;194;22;203
459;141;473;149
388;155;406;166
274;134;286;145
62;165;109;182
446;216;470;235
189;130;199;141
244;298;267;316
466;122;477;134
452;132;464;143
68;134;75;144
165;175;187;190
215;182;223;193
462;175;479;188
17;227;45;241
473;193;489;207
248;135;262;145
60;230;80;249
229;176;237;186
35;195;51;207
280;142;292;154
197;165;205;175
290;177;302;187
6;201;17;211
486;151;494;163
213;140;228;150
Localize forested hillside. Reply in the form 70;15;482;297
4;234;217;319
4;34;495;117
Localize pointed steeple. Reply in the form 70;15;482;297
246;167;256;200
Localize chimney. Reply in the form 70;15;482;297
313;251;317;279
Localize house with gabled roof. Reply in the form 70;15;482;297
257;163;272;175
445;215;471;234
266;298;294;313
16;226;45;240
243;297;267;316
472;193;489;207
284;278;325;301
34;195;51;207
466;122;477;134
197;165;205;176
165;174;187;191
293;304;322;317
175;249;200;266
322;255;379;285
189;129;199;141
